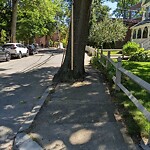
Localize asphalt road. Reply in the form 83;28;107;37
0;48;63;149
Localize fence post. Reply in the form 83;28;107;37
106;51;110;69
95;48;98;58
115;56;122;91
100;48;103;61
96;48;98;58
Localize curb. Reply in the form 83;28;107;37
13;85;55;150
14;133;43;150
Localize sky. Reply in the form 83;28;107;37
103;1;117;16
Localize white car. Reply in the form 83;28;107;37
2;43;29;59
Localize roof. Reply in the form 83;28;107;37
131;19;150;29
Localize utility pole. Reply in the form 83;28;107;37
71;0;74;70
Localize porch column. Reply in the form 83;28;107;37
146;7;149;19
131;29;133;41
141;28;144;39
148;26;150;38
142;11;146;20
148;27;150;49
136;29;138;39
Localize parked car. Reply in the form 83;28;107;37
27;44;38;55
0;46;11;62
2;43;29;59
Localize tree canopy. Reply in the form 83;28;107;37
90;0;110;24
107;0;141;18
89;17;127;48
0;0;69;44
0;0;12;43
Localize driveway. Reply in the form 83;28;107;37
0;48;63;149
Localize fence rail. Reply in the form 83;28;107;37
92;47;150;124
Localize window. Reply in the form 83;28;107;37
133;30;136;39
16;44;20;47
137;28;141;39
2;44;13;49
143;27;148;38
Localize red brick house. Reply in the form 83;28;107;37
34;32;60;48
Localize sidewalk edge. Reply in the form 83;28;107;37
13;85;55;150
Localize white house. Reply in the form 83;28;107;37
131;0;150;50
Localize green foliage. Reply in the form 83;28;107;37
49;39;53;47
0;0;69;43
0;29;7;44
91;56;101;69
61;38;68;48
89;0;110;47
129;50;150;62
0;1;12;40
91;56;115;83
122;41;142;55
123;42;150;62
16;0;58;41
60;25;69;48
108;0;141;18
90;0;110;24
121;61;150;137
89;17;127;48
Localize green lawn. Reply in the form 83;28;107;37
117;61;150;138
103;50;121;55
122;61;150;83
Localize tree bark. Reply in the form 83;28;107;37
53;0;92;83
11;0;18;43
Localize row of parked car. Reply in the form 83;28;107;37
0;43;38;62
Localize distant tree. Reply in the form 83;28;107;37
17;0;61;43
90;0;110;24
53;0;92;82
0;0;67;43
0;0;12;42
89;17;127;47
89;0;110;46
107;0;141;18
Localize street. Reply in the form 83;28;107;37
0;48;63;149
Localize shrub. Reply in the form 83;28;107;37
91;56;101;69
0;29;7;44
122;42;141;55
62;38;68;48
49;39;53;47
129;50;150;62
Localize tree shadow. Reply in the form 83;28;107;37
38;49;64;55
0;65;59;149
28;67;135;150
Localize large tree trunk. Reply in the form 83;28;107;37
53;0;92;83
11;0;18;43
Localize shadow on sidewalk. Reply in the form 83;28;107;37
27;66;137;150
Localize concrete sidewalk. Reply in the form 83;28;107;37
13;54;139;150
23;65;139;150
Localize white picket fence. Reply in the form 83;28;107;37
96;48;150;122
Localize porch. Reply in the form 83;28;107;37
131;19;150;50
